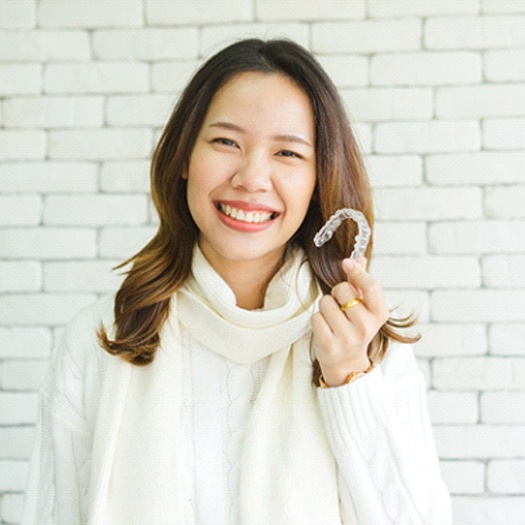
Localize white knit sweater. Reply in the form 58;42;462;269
22;249;451;524
177;336;450;525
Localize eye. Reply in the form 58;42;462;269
212;137;238;147
277;150;302;159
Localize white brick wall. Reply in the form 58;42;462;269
1;2;524;524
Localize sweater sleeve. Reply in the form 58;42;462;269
21;309;101;525
316;344;452;525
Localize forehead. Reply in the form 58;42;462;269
204;71;314;126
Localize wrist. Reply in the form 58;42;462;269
319;358;373;388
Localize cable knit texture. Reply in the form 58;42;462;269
21;246;451;525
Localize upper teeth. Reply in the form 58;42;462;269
219;203;274;223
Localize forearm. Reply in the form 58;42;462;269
317;365;452;525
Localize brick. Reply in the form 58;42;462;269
484;118;525;149
0;393;37;424
373;222;427;254
0;262;41;292
0;195;42;225
374;187;482;220
100;161;150;193
312;20;421;54
452;496;525;525
0;162;97;193
316;55;368;88
0;30;89;60
0;293;96;326
38;0;142;28
428;220;525;255
98;226;157;258
416;357;430;385
256;0;365;21
1;493;25;524
0;460;29;491
0;228;96;259
427;391;478;424
341;88;432;121
440;461;485;495
106;95;173;127
200;24;309;56
92;29;198;60
416;323;487;357
0;328;51;359
365;155;423;188
49;129;152;160
488;460;525;493
482;393;525;424
426;152;525;185
482;0;525;13
385;290;430;323
354;123;372;153
44;260;124;292
52;326;64;346
433;357;525;390
146;0;253;25
44;195;148;226
375;121;480;154
0;0;35;28
369;0;480;17
44;63;149;94
371;52;481;86
1;360;47;391
485;49;525;81
3;96;104;128
0;64;40;95
437;85;525;118
485;186;525;219
151;60;200;93
371;256;480;289
434;425;525;458
432;290;525;323
0;427;35;459
425;16;525;49
149;200;160;224
490;323;525;356
0;131;46;160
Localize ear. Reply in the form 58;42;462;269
181;168;188;180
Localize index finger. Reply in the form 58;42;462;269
341;258;387;316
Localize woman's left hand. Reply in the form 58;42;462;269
311;257;390;387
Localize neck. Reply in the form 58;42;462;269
198;246;286;310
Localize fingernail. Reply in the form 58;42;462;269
343;258;355;269
356;256;367;268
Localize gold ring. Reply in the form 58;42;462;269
340;297;363;312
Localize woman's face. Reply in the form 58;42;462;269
186;71;316;272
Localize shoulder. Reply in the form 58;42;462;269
62;294;115;342
53;294;116;379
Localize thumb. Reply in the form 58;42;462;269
341;257;368;289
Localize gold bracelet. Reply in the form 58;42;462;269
318;362;374;389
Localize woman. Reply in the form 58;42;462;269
22;39;451;524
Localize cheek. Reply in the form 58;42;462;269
285;172;316;209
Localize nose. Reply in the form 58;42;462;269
230;154;272;193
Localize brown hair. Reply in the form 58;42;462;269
98;38;418;375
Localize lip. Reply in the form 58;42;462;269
214;199;280;233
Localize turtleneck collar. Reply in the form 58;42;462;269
176;244;321;364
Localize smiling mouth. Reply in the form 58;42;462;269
217;202;277;224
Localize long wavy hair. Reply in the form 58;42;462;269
98;38;418;379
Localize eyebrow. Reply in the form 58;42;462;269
208;121;312;148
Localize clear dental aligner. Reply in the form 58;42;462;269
313;208;371;259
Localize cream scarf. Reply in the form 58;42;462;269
86;247;343;524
